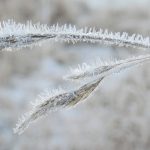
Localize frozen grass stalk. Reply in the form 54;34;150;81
14;78;104;135
1;20;150;51
65;54;150;81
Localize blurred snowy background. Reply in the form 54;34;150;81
0;0;150;150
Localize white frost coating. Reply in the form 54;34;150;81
14;78;103;135
0;20;49;36
65;54;150;80
0;20;150;51
31;87;65;109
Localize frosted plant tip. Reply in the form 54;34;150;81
65;54;150;81
14;77;104;135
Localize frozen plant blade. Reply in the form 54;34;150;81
65;54;150;81
14;77;104;135
1;20;150;51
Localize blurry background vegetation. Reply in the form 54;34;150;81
0;0;150;150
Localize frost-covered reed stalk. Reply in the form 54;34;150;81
65;54;150;81
14;77;104;135
1;20;150;51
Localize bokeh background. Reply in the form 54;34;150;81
0;0;150;149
